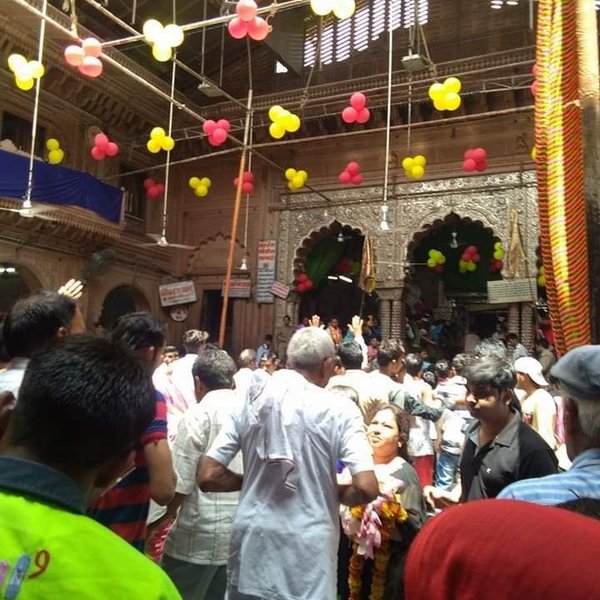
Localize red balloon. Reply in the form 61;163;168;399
147;186;160;199
216;119;231;133
346;161;360;175
106;142;119;157
91;146;105;160
304;279;314;290
473;253;480;263
530;81;538;96
433;264;444;274
236;0;258;22
355;108;370;124
338;171;351;184
472;148;486;162
466;245;477;254
464;148;475;160
242;171;254;183
155;183;165;194
297;272;308;283
144;178;155;190
203;120;217;135
242;182;254;194
350;92;366;111
341;106;357;124
351;173;364;185
210;128;227;145
463;158;477;172
497;260;503;271
297;283;306;293
247;17;269;41
228;17;248;39
476;159;488;172
94;133;109;151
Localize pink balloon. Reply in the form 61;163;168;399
356;107;370;124
144;178;155;190
228;17;248;39
476;159;488;172
242;182;254;194
473;253;481;263
94;133;109;151
472;148;486;162
530;80;538;96
464;148;475;160
216;119;231;133
64;45;84;66
147;186;160;199
463;158;477;172
532;63;539;78
210;128;227;145
242;171;254;183
233;177;240;187
338;171;352;184
350;92;367;111
155;183;165;194
346;161;360;175
78;56;103;78
247;17;269;41
106;142;119;157
82;37;103;58
351;173;364;185
91;146;105;160
466;245;477;254
236;0;258;22
341;106;357;124
304;279;314;291
203;120;217;135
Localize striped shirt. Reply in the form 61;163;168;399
89;392;168;551
497;448;600;505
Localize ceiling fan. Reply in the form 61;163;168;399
0;198;58;221
139;231;195;250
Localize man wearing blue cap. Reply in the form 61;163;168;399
498;345;600;505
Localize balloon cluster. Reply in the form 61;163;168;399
91;132;119;160
143;20;184;62
144;178;165;200
233;171;255;194
203;119;230;147
46;139;64;165
228;0;270;41
64;38;103;78
285;168;308;191
147;127;175;154
8;54;45;91
462;148;488;173
489;241;505;273
268;106;301;139
188;176;212;197
341;93;370;125
530;63;539;97
295;272;314;293
427;249;446;274
428;77;462;112
338;161;363;185
402;155;427;180
459;245;480;273
309;0;356;20
537;265;546;288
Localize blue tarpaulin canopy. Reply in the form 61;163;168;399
0;149;122;223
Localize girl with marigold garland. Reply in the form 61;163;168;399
338;402;428;600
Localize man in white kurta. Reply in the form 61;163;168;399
200;327;377;600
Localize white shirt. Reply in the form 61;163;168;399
164;389;242;565
169;354;198;411
404;377;435;457
233;367;254;396
207;369;373;600
0;358;29;399
328;369;390;416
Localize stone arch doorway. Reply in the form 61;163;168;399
293;220;372;327
0;262;43;315
99;285;151;329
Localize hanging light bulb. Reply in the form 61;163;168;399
239;254;249;271
450;231;459;249
379;204;390;232
337;231;344;243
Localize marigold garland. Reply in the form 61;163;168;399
343;491;408;600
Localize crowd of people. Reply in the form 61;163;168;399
0;289;598;599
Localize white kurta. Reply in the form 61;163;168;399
207;369;373;600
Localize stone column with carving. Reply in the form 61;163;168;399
507;303;520;337
391;295;404;342
520;303;534;350
379;297;391;340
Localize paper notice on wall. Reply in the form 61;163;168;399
256;240;277;303
270;280;290;299
158;280;197;307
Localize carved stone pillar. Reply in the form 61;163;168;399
520;303;534;349
391;297;404;341
379;298;392;340
507;303;520;336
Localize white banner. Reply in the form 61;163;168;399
159;280;197;307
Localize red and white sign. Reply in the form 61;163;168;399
270;280;290;299
159;280;197;307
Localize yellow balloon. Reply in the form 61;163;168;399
194;185;208;197
152;43;172;62
333;0;355;19
292;175;304;188
285;168;297;180
188;177;200;189
161;136;175;151
414;155;426;167
310;0;334;16
276;109;290;123
537;276;546;287
433;97;447;111
46;138;60;151
411;165;425;179
444;77;462;94
285;114;301;133
401;157;414;171
48;149;64;164
8;54;26;73
15;78;34;91
428;82;445;100
297;170;308;181
147;139;162;153
29;60;45;79
164;24;184;48
467;262;477;272
531;146;537;161
444;92;461;111
287;181;298;191
268;105;285;122
143;19;164;43
200;177;211;188
438;255;446;265
269;122;286;139
150;127;166;140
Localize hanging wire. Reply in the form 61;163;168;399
242;36;255;250
299;17;323;113
200;0;207;74
160;55;178;238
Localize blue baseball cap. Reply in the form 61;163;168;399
550;345;600;398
